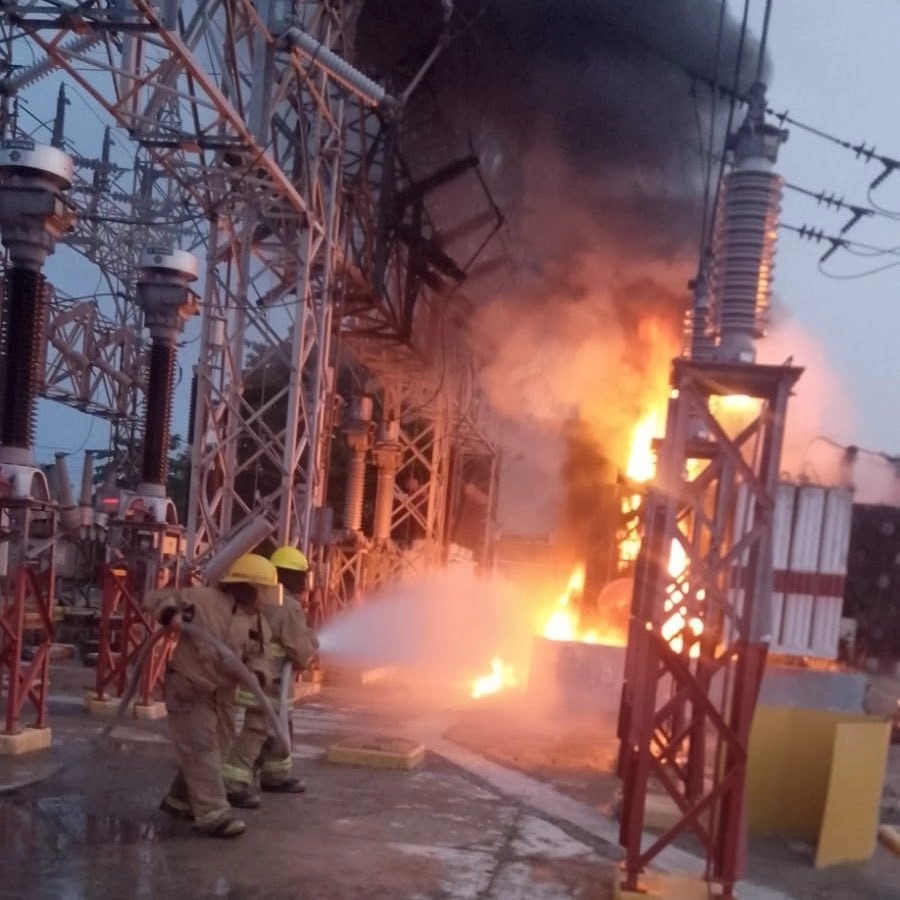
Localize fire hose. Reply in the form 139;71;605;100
50;622;291;780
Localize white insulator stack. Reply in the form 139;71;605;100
709;82;787;364
342;395;373;533
686;272;716;361
343;453;366;532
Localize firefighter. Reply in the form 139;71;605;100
146;553;278;838
223;545;319;808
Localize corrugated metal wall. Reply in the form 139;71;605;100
766;483;853;659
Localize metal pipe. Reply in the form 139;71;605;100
202;516;272;584
79;452;95;508
54;452;76;509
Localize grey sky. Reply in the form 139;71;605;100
762;0;900;459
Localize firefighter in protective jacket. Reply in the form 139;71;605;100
223;545;319;807
145;553;277;838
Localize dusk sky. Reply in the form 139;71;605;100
28;0;900;497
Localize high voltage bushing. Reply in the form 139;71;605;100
710;82;788;364
342;395;373;533
372;420;401;542
0;139;74;471
686;271;716;362
135;247;199;494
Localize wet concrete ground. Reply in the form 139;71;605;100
0;673;619;900
1;664;898;899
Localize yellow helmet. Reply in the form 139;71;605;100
270;545;310;572
220;553;279;587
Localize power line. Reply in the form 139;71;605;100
784;182;884;233
781;221;900;278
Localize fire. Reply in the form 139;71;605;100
542;565;586;642
470;657;518;700
622;405;705;657
662;536;702;658
626;409;661;483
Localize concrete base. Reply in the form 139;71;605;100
133;701;167;720
86;696;127;717
327;736;425;770
759;663;867;712
529;637;868;715
0;727;52;756
615;871;725;899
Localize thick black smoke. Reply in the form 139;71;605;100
357;0;762;256
356;1;766;539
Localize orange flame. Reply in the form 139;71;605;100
543;565;586;642
622;405;705;657
470;657;518;700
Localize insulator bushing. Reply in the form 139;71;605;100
343;452;366;532
686;275;715;362
1;267;47;449
372;465;396;541
141;341;176;486
709;166;783;362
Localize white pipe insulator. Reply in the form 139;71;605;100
372;467;396;541
202;516;272;584
3;34;104;93
343;452;366;532
79;452;95;507
280;27;392;109
687;275;715;362
709;167;783;363
54;452;76;509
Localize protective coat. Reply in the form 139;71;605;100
145;585;270;827
224;591;317;790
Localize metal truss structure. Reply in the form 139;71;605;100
617;358;801;897
0;0;498;595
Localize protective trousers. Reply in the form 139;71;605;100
165;668;237;827
224;706;293;790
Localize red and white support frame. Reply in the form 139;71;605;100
617;358;801;897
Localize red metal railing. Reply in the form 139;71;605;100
0;566;55;734
94;566;172;707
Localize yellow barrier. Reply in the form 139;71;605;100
747;705;891;868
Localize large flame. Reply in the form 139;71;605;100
625;408;662;483
470;392;709;701
622;404;705;657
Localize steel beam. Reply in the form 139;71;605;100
617;358;802;897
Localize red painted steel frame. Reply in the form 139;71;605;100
95;566;172;706
617;359;801;897
0;566;55;734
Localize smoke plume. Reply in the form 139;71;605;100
357;1;764;524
